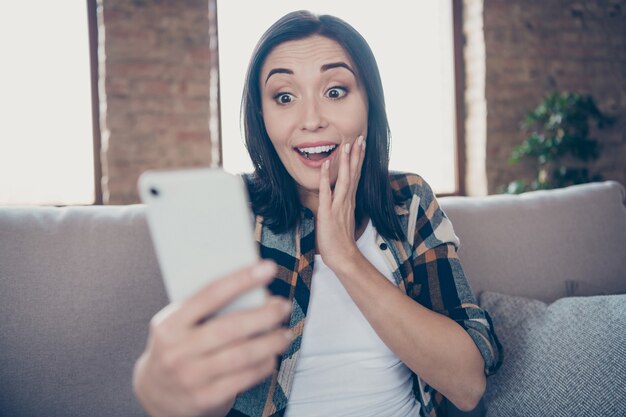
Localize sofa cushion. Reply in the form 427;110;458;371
440;181;626;302
480;291;626;417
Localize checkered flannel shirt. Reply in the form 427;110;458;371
229;172;501;417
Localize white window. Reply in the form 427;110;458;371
0;2;95;205
217;0;457;194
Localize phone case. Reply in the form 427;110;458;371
138;168;265;315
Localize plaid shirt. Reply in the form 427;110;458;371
230;172;501;417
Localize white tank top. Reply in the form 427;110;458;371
284;220;421;417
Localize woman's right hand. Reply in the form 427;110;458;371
133;260;292;417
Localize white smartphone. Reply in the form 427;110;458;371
138;168;266;315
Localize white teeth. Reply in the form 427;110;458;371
297;144;337;154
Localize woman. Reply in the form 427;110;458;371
133;10;501;417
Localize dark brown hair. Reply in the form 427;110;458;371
242;10;404;240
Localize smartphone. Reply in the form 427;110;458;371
138;168;266;315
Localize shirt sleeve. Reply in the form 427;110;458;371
409;176;502;376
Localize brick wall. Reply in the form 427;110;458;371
480;0;625;194
98;0;215;204
97;0;624;201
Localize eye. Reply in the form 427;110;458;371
273;92;295;105
326;86;348;100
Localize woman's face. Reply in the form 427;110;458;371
260;35;368;194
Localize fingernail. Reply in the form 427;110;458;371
358;136;364;146
251;261;276;280
344;143;351;154
282;301;292;315
323;160;330;170
284;329;294;341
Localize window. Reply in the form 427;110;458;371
0;1;96;205
217;0;459;194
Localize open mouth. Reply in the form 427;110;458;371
295;144;338;161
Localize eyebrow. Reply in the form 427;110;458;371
321;62;356;76
264;61;356;85
264;68;293;85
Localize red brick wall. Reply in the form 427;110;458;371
97;0;624;201
481;0;625;193
98;0;215;204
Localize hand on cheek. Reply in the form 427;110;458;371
316;135;366;271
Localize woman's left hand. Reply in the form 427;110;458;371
316;135;366;271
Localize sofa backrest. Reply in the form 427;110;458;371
439;181;626;303
1;180;625;416
0;205;165;417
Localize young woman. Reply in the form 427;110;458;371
133;11;501;417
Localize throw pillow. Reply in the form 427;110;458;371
480;291;626;417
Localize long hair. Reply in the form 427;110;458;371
242;10;404;240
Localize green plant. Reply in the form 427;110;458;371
504;92;614;194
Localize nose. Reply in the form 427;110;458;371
299;96;328;131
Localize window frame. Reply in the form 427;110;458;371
88;0;102;205
451;0;466;196
211;0;466;196
87;1;466;202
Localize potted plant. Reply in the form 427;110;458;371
504;92;614;194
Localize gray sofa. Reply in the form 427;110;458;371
1;181;625;417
